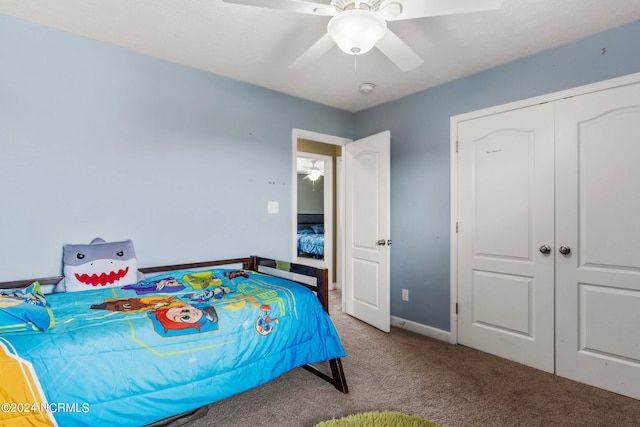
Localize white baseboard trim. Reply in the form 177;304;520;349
391;316;451;343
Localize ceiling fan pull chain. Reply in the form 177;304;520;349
351;47;361;73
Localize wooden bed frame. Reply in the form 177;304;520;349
0;255;348;396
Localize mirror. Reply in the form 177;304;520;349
296;156;325;260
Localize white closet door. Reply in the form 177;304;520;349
457;103;555;372
555;82;640;398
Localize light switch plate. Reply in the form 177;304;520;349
267;201;279;214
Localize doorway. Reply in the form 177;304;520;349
292;129;349;290
292;128;392;332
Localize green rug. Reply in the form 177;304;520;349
315;411;443;427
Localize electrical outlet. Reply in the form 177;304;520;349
402;289;409;302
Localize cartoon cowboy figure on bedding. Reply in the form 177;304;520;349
90;296;180;312
90;292;219;337
150;303;219;337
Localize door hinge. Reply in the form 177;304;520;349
456;222;458;233
455;141;459;153
455;303;459;314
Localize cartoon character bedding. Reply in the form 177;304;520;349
0;268;346;426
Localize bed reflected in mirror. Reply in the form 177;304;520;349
296;156;325;261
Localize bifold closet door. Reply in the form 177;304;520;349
555;82;640;399
457;103;555;373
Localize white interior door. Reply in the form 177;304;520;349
555;82;640;398
344;131;391;332
457;104;555;372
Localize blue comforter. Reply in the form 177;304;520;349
0;269;345;426
297;230;325;256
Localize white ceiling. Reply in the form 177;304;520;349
1;0;639;112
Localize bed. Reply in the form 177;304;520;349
297;214;325;258
0;255;347;427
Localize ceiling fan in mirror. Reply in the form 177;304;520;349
303;160;324;181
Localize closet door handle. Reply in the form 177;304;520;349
376;239;386;246
559;245;571;255
539;244;551;254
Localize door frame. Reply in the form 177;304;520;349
292;129;350;295
449;71;640;345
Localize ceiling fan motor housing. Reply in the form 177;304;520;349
332;0;384;12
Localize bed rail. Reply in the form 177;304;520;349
139;257;253;275
249;255;329;312
249;255;348;394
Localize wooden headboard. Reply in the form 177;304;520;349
0;256;329;311
0;257;253;290
297;213;324;230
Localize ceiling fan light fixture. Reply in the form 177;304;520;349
327;9;387;56
307;169;322;181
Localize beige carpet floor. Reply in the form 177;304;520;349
186;290;640;427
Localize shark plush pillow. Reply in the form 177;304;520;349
55;238;144;293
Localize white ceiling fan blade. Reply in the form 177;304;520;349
290;33;335;69
375;29;423;71
222;0;335;16
386;0;504;21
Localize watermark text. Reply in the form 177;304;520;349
1;402;90;414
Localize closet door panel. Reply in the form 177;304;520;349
556;82;640;399
457;103;555;373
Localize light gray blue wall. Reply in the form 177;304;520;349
3;13;639;334
354;21;640;331
0;15;353;281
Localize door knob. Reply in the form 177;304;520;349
539;244;551;254
376;239;386;246
559;245;571;255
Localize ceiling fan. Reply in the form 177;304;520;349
222;0;504;71
303;160;325;181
